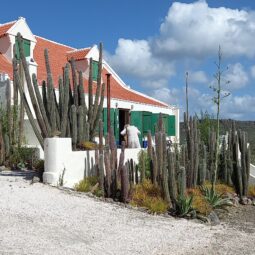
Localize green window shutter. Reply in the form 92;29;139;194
103;108;115;134
130;111;143;145
114;108;119;143
15;38;30;60
23;39;31;57
152;113;168;134
142;112;152;135
92;61;99;81
168;115;176;136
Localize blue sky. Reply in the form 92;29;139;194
1;0;255;120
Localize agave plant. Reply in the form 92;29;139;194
175;195;194;217
200;186;233;209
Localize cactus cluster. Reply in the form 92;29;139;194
0;75;22;165
13;33;105;149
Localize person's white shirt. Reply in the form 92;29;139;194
120;124;141;148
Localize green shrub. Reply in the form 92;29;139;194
200;186;233;209
175;195;194;217
137;151;151;179
9;146;37;169
74;176;103;197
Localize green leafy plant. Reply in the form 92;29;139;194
200;186;233;209
137;150;151;179
175;195;194;217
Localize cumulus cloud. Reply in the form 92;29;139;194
106;39;175;79
221;95;255;119
154;0;255;59
225;63;249;89
188;70;208;84
105;1;255;120
151;87;180;105
250;65;255;78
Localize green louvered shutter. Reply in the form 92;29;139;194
92;61;99;81
103;108;115;134
15;38;30;60
168;115;176;136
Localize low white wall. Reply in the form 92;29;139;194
43;138;141;189
250;164;255;185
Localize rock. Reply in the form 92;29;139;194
239;196;249;205
208;211;220;225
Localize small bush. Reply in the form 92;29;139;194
200;186;233;209
74;176;98;193
248;185;255;197
9;147;38;169
130;179;169;214
187;188;212;216
175;195;194;217
137;151;151;179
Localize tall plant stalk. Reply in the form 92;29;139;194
210;46;230;192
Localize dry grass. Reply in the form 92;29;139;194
130;179;169;214
74;176;99;193
186;188;212;216
248;185;255;197
186;182;235;216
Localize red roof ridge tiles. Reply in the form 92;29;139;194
67;47;90;53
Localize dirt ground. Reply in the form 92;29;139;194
0;170;254;255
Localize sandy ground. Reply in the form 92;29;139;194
0;171;254;255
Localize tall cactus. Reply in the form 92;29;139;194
14;33;105;150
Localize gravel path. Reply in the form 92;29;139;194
0;171;254;255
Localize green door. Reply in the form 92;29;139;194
130;111;143;145
168;115;176;136
142;112;152;135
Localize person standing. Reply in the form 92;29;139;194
120;124;141;148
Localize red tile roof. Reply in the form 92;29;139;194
81;68;167;107
34;36;74;85
67;48;90;61
0;21;16;38
0;22;168;108
0;53;13;79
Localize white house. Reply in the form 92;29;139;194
0;17;179;154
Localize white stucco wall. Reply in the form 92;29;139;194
43;137;141;188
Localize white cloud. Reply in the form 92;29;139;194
105;1;255;120
106;39;175;79
225;63;249;89
188;70;208;84
221;95;255;119
154;1;255;59
140;79;168;89
151;87;180;105
250;65;255;78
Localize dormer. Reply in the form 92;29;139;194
66;45;101;81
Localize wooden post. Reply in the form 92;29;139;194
106;73;111;133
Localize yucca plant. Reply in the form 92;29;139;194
175;195;194;217
200;186;233;209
